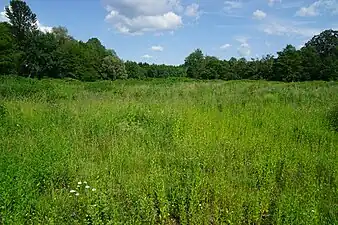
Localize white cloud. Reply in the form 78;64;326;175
35;20;52;33
253;10;267;20
268;0;281;7
104;0;184;34
238;43;251;57
151;45;164;51
224;1;243;12
235;36;249;44
220;43;231;50
262;21;322;37
235;37;251;57
185;3;200;17
296;0;338;17
0;10;8;22
296;3;320;16
142;54;153;59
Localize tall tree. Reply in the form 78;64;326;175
5;0;37;45
184;49;205;79
0;22;18;74
274;45;303;82
305;29;338;57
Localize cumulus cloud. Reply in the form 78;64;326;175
104;0;184;34
142;54;153;59
220;43;231;50
185;3;200;17
224;1;243;12
253;10;267;20
296;0;338;17
151;45;164;51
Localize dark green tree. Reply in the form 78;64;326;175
0;22;18;74
5;0;37;45
125;61;146;79
184;49;205;79
305;29;338;57
274;45;303;82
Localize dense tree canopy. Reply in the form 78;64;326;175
0;0;337;82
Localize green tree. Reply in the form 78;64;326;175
305;29;338;57
0;22;18;74
125;61;145;79
5;0;37;45
184;49;205;79
274;45;303;82
21;31;59;78
101;55;127;80
201;56;225;79
300;46;321;81
52;26;72;44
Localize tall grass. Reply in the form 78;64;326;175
0;76;337;224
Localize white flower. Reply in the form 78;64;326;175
85;185;90;189
92;188;96;192
84;181;87;184
70;190;76;193
78;181;82;185
75;193;79;196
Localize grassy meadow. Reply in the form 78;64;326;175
0;76;338;224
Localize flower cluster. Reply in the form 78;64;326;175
69;181;96;196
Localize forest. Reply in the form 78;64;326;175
0;0;338;82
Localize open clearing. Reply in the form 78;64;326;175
0;77;338;224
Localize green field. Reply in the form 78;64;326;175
0;77;338;224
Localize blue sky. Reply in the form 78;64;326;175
1;0;338;65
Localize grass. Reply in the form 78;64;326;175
0;76;338;224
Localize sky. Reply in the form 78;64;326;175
1;0;338;65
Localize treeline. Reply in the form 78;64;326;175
0;0;337;82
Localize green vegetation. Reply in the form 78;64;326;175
1;77;338;224
1;0;338;82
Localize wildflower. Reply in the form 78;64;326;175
78;181;82;185
85;185;90;189
84;181;87;184
70;190;76;193
92;188;96;192
75;193;79;196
